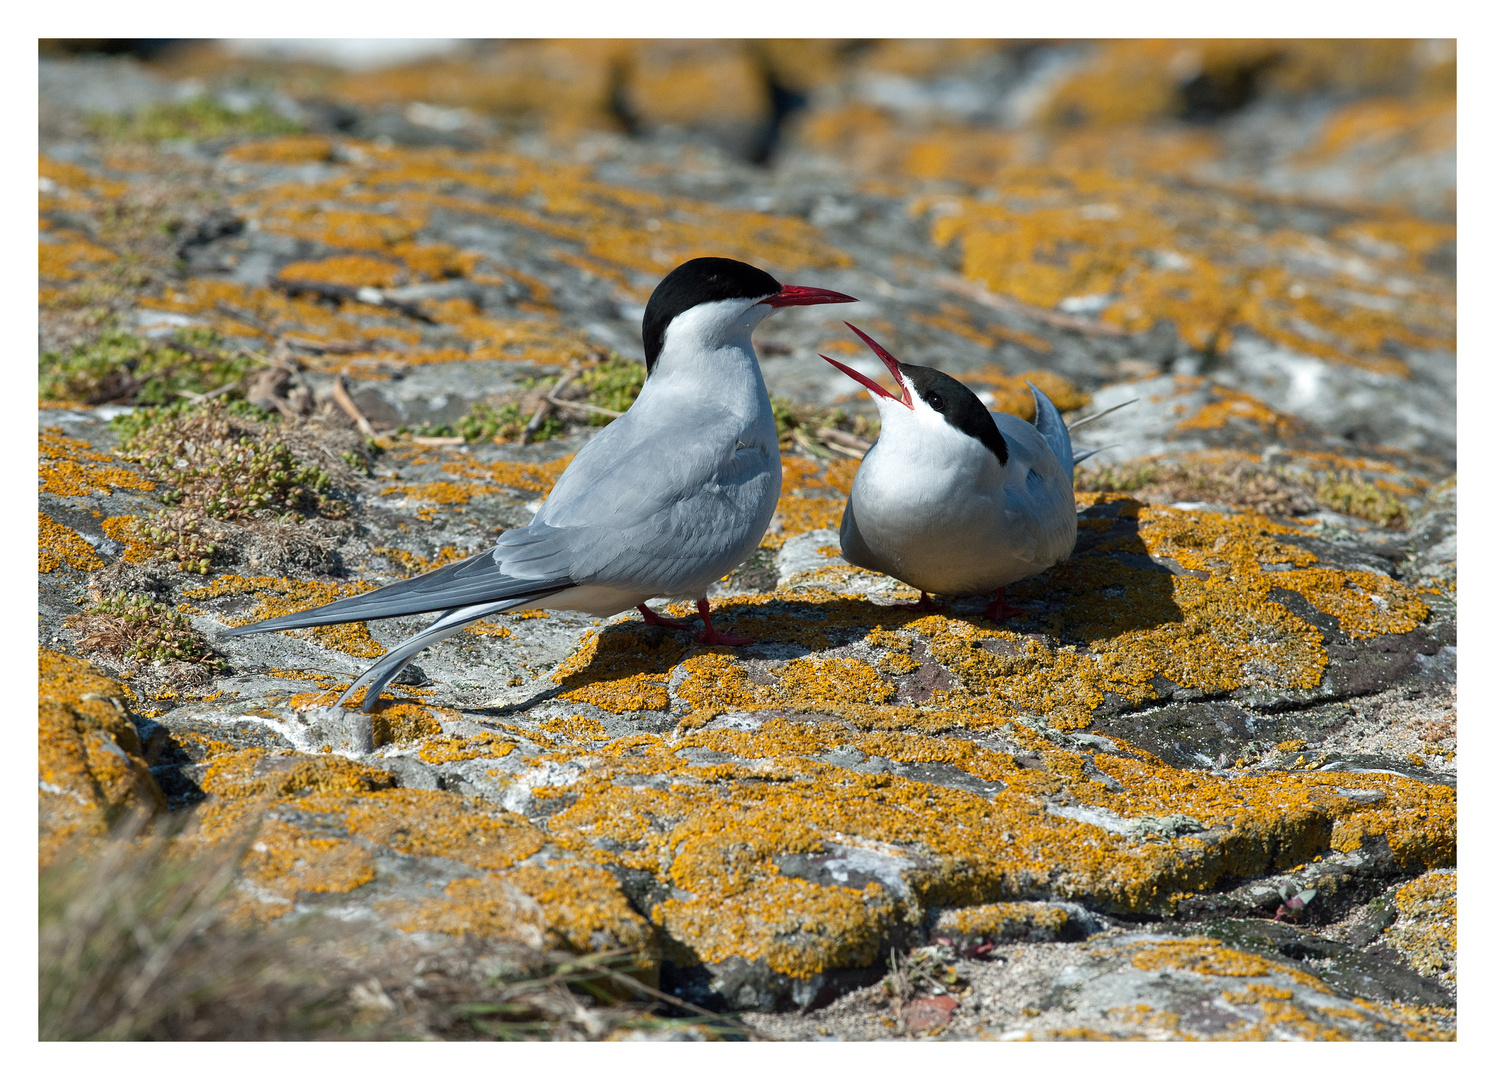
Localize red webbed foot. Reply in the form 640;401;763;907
637;603;692;631
694;598;752;646
979;588;1026;622
893;591;946;613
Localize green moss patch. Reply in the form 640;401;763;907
40;329;259;407
67;592;226;671
114;400;346;521
88;97;302;143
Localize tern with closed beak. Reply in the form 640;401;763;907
821;323;1090;620
220;257;856;711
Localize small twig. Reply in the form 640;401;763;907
214;301;278;337
937;273;1128;338
330;375;377;438
791;429;836;461
235;346;278;368
520;362;583;445
555;954;764;1039
411;435;466;447
174;380;241;405
281;335;364;355
546;397;623;419
166;339;228;363
817;426;871;457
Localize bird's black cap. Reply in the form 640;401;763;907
901;364;1009;466
642;257;781;373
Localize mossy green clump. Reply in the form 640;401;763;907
127;509;220;574
578;356;646;424
1076;458;1413;530
115;401;345;520
41;329;259;407
1077;462;1165;493
107;398;273;443
771;396;879;454
87;97;302;143
1315;471;1408;528
414;401;563;444
68;592;226;671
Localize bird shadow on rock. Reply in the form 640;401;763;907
1005;496;1190;647
504;501;1196;709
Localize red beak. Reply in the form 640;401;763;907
820;322;912;409
762;284;859;308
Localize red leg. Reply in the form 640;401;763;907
980;588;1026;622
893;591;946;612
695;598;752;646
638;603;692;631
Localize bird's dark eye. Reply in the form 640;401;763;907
927;393;945;411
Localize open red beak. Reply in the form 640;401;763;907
762;284;859;308
820;322;912;409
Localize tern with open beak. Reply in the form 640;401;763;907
820;323;1088;620
220;257;856;711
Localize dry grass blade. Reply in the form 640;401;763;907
39;810;387;1041
41;812;236;1040
447;949;762;1041
520;361;582;445
331;374;377;437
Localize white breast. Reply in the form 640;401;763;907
841;411;1076;596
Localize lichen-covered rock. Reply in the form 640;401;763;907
38;44;1454;1039
39;650;165;860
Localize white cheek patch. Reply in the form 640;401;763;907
661;297;770;357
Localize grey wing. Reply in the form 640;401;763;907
1026;381;1075;484
531;409;781;596
218;526;577;636
993;413;1078;568
561;445;781;595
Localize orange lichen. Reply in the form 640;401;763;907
39;231;118;282
243;819;377;896
916;167;1449;375
1273;568;1429;640
387;861;653;958
552;624;688;713
933;901;1072;941
1384;872;1455;985
40;429;155;498
659;877;892;980
775;658;895;707
38;513;103;574
97;515;158;564
276;254;405;288
443;456;574;496
39;650;163;861
1175;385;1304;437
332;789;545;870
200;748;395;803
223;135;336;164
538;714;609;742
381;479;501;507
373;544;476;578
185;574;384;658
418;731;517;763
371;703;443;747
529;715;1452;980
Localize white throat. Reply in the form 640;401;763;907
650;296;773;383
